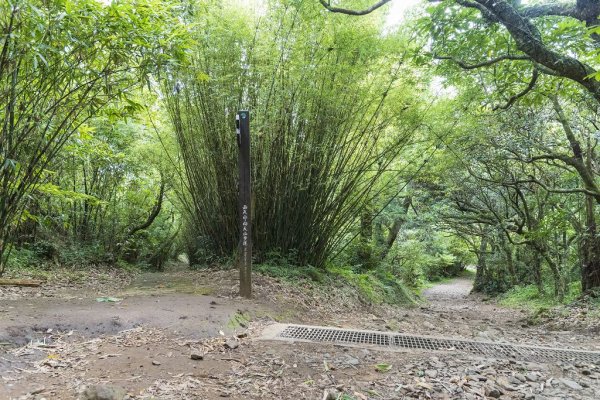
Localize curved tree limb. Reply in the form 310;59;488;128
493;68;539;110
318;0;392;16
125;178;166;238
466;0;600;102
434;54;530;69
520;1;600;25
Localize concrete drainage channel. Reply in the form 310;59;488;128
260;323;600;365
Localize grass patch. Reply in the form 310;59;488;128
253;259;416;306
254;262;324;283
499;282;582;312
327;266;417;306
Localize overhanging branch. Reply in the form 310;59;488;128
520;1;600;25
493;68;539;110
434;54;530;69
319;0;392;16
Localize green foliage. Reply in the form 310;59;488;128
328;265;417;305
5;248;38;270
254;260;325;283
0;0;191;274
500;282;582;311
382;231;469;288
166;0;422;268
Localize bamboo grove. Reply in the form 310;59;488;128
165;2;423;267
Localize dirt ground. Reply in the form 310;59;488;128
1;266;599;399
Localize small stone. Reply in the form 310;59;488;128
485;387;503;398
582;369;592;376
425;369;438;378
525;373;538;382
514;373;526;382
225;340;239;350
190;353;204;360
322;389;340;400
81;385;126;400
423;321;436;330
560;378;583;390
497;377;518;391
346;356;360;366
467;374;487;382
152;360;161;366
507;376;522;385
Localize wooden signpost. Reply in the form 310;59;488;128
236;110;252;298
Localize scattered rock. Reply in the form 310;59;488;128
525;373;539;382
485;387;503;398
425;369;438;378
514;373;526;382
190;353;204;360
322;389;340;400
560;378;583;390
496;377;518;391
346;356;360;366
81;385;126;400
225;339;239;350
423;321;435;330
151;360;161;366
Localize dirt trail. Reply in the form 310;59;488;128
422;275;473;300
1;268;599;399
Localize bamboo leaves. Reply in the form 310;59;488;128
166;0;419;267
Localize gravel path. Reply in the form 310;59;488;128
422;276;474;300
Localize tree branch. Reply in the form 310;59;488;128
480;0;600;100
434;54;530;69
493;68;539;110
520;3;580;19
318;0;392;16
520;1;600;25
125;178;166;238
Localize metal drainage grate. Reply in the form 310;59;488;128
277;325;600;365
280;325;390;346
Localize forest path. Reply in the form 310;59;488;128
421;273;473;300
1;267;599;399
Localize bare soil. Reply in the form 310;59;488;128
1;266;599;399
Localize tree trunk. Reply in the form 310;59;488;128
379;196;411;260
582;194;600;291
357;204;373;269
503;243;517;286
473;237;488;292
531;251;543;294
542;251;565;301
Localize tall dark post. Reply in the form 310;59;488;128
236;110;252;298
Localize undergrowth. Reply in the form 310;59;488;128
4;246;139;281
254;258;417;306
499;282;583;311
